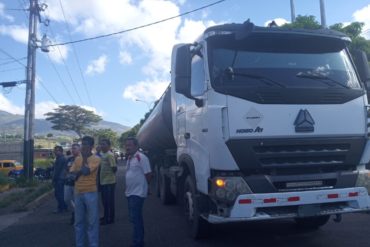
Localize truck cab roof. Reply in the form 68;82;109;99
203;20;351;43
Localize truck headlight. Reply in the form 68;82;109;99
211;176;252;203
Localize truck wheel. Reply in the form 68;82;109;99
294;215;330;229
159;169;175;204
184;175;209;239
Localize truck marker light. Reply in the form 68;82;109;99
264;198;277;203
348;192;358;197
215;179;226;188
239;199;252;204
328;194;339;199
288;196;300;202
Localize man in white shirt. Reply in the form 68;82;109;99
124;137;152;247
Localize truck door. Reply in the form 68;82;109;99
185;47;210;193
175;93;187;148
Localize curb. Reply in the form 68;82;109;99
0;188;53;232
25;188;53;211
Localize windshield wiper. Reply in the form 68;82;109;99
224;67;285;88
296;72;350;89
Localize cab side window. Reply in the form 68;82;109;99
191;53;206;97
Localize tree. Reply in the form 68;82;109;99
283;15;321;29
282;16;370;62
45;105;102;138
86;128;119;148
119;124;141;147
329;22;370;61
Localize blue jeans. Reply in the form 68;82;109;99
101;184;116;223
54;179;67;211
127;195;145;247
74;192;99;247
64;185;74;211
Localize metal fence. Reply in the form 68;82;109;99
0;142;23;162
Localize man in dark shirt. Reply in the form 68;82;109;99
52;145;68;213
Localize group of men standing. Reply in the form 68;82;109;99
52;136;151;247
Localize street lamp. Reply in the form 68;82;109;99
135;99;153;110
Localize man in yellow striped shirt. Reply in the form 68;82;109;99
70;136;100;247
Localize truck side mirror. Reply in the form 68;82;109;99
352;50;370;100
174;44;192;98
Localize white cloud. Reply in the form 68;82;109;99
42;0;222;103
176;0;187;5
85;55;108;76
264;18;289;27
81;105;104;117
177;19;217;43
353;4;370;39
0;3;14;22
0;24;28;44
123;80;169;102
119;51;132;65
46;37;69;63
35;101;59;119
0;94;23;115
0;95;59;119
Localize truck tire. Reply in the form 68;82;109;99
294;215;330;229
159;169;175;204
184;175;209;239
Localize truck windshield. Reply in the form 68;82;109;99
208;33;361;90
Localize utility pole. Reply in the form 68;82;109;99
23;0;38;180
319;0;327;28
290;0;296;23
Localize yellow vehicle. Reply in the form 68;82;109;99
0;160;23;175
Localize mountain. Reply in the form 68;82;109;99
0;110;130;137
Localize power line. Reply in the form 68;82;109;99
17;0;29;21
47;27;84;105
4;8;29;11
58;0;93;106
0;57;27;66
0;48;26;67
50;0;226;47
38;80;59;104
46;53;76;104
42;9;82;106
0;67;24;73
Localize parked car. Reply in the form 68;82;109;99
0;160;23;176
8;168;24;178
34;167;53;181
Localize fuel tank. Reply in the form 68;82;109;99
137;87;176;151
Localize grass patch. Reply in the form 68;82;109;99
0;182;52;211
0;188;33;208
34;158;54;169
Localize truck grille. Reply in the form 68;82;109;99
255;143;348;169
226;137;365;176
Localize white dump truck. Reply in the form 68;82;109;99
137;20;370;238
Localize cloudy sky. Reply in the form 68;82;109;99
0;0;369;127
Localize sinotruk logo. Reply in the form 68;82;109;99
294;109;315;133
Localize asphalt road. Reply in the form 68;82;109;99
1;162;370;247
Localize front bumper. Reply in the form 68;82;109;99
207;187;370;224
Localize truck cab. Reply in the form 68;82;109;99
139;21;370;238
